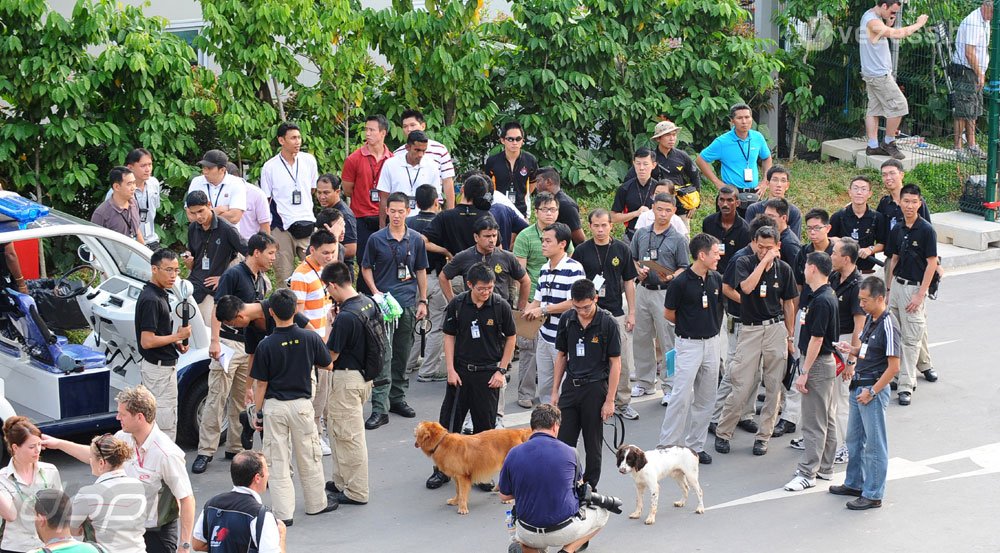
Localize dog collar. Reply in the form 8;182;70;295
428;434;447;454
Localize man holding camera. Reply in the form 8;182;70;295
499;404;614;553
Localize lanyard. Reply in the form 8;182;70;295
649;228;669;255
119;208;135;238
391;238;411;267
404;165;422;191
367;155;380;187
595;242;612;276
9;468;50;501
280;155;299;189
860;312;888;348
135;444;145;468
205;182;226;207
735;134;751;167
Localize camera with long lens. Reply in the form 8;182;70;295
576;482;623;515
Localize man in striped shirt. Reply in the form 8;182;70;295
290;230;339;456
523;222;585;405
394;109;456;209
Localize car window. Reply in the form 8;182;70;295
100;238;151;282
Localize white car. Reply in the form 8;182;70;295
0;195;213;446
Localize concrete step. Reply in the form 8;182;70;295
820;137;978;171
932;210;1000;251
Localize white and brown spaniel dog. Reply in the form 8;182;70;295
616;444;705;525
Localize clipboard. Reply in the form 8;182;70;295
513;309;545;340
637;259;672;276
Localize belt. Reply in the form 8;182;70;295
894;276;920;287
849;377;879;390
517;516;576;534
642;283;669;290
464;364;498;372
677;334;717;340
333;367;362;372
219;331;246;343
144;358;177;367
860;269;877;275
742;316;784;326
568;375;606;387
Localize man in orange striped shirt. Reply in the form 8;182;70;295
291;230;340;455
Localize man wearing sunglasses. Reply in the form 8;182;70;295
484;121;538;216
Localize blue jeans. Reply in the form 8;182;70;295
844;386;890;500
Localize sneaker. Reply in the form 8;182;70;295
462;414;473;435
789;437;805;450
517;399;534;409
834;445;849;465
817;471;834;481
881;140;905;160
660;394;670;406
631;385;653;397
495;416;504;429
417;372;448;383
784;474;816;491
865;144;888;157
616;405;640;420
320;434;332;457
967;145;987;159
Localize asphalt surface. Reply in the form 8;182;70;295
44;267;1000;553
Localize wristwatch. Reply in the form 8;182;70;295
180;543;191;551
418;299;428;305
498;367;508;375
541;306;549;318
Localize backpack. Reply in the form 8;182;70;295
342;295;388;382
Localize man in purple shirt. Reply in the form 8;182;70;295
91;166;145;244
227;162;272;240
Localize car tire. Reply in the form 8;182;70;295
176;375;229;449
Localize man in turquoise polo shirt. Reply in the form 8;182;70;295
696;103;772;197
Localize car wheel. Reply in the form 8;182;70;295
177;375;230;449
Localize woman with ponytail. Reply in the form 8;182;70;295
69;434;145;553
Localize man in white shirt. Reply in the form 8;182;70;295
193;451;285;553
394;109;456;209
377;130;442;226
188;149;248;227
952;1;993;158
260;122;320;287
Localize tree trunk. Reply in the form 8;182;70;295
272;76;286;121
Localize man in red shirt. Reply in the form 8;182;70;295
342;114;392;292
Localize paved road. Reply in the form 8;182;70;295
46;267;1000;552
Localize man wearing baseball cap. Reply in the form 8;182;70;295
625;120;701;219
187;149;248;226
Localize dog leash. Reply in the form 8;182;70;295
602;412;626;455
447;383;462;433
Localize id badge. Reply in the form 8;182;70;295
702;293;708;309
201;256;210;271
397;263;412;281
592;274;606;292
758;283;767;298
743;168;753;182
648;250;658;261
798;309;807;326
859;343;869;359
718;243;726;255
471;321;481;339
292;188;302;205
139;209;148;223
576;339;586;357
409;198;417;210
507;190;517;203
370;189;380;203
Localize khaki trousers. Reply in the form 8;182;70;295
717;321;787;441
140;359;178;440
633;286;675;392
326;370;373;502
613;314;635;408
263;397;328;520
198;295;215;326
273;227;309;289
313;369;331;433
198;338;250;456
658;335;721;452
796;354;838;478
713;316;757;423
888;282;926;394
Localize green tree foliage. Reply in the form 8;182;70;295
498;0;782;194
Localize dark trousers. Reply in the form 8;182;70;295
557;379;608;489
438;366;500;433
355;216;379;294
143;519;178;553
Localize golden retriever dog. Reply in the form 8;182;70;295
413;421;532;515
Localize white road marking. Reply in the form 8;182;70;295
928;340;959;348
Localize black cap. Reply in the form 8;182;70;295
197;149;229;168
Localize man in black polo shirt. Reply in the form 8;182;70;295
763;198;803;259
406;185;447;382
484;121;538;215
316;173;358;270
885;184;939;406
441;215;530;308
830;176;884;274
572;208;639;421
612;147;658;242
716;226;796;456
552;279;621;489
183;190;248;325
534;167;585;246
423;174;493;259
193;232;275;474
135;249;191;440
659;234;723;465
702;185;750;276
322;261;376;506
784;252;840;492
828;237;866;465
624;121;701;220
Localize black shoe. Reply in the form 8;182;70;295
737;419;759;434
307;491;340;515
846;496;882;510
752;440;768;456
771;419;795;438
898;391;911;406
714;437;730;454
881;141;904;160
426;468;451;489
829;485;863;497
890;380;898;391
224;451;238;460
697;451;713;465
239;411;255;450
708;422;718;435
389;402;416;418
476;481;496;492
921;368;939;382
364;413;389;430
191;454;212;474
335;491;367;505
325;481;342;494
281;519;293;527
865;145;888;157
